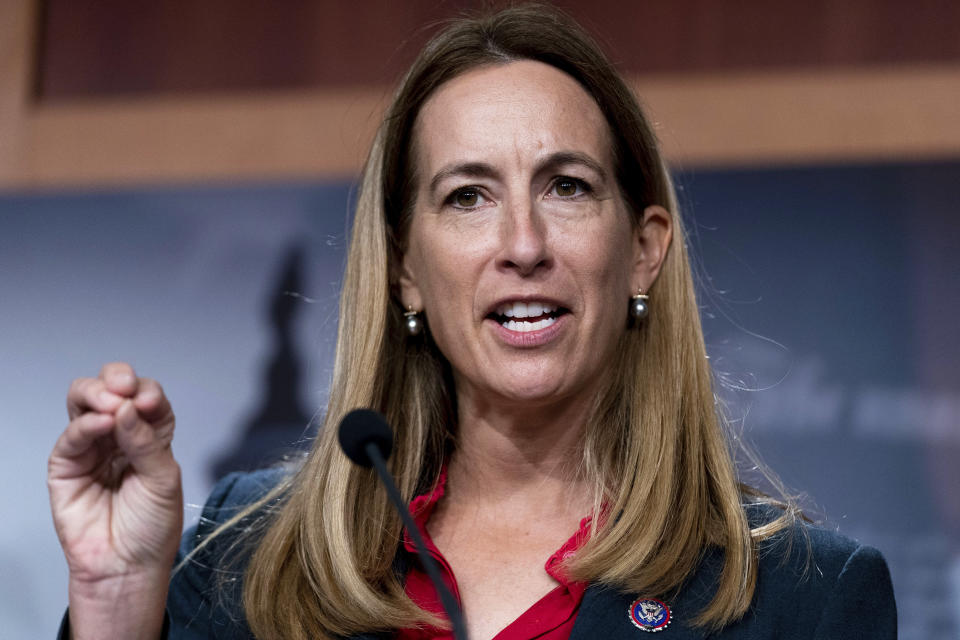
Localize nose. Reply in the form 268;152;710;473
496;196;551;276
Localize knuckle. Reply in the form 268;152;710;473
135;378;171;415
66;378;100;415
139;377;161;393
101;361;136;380
60;426;82;451
67;377;92;396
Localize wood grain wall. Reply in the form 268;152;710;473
2;0;959;189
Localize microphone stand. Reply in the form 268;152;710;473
365;442;470;640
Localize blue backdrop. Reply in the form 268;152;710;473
2;160;956;638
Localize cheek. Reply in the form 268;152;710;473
408;230;486;325
409;241;482;370
415;242;471;293
566;222;634;294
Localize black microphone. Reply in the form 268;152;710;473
338;409;469;640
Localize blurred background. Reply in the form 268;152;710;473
1;1;958;637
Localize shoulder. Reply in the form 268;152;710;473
166;466;294;639
726;504;897;639
746;502;891;595
181;464;293;571
573;505;896;639
197;466;292;527
180;466;292;564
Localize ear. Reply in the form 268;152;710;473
397;251;424;312
631;205;673;293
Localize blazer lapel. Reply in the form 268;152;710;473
569;584;703;640
569;548;726;640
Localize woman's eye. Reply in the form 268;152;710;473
447;188;484;209
550;178;588;198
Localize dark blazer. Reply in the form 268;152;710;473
60;469;897;639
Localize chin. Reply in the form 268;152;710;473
485;375;578;407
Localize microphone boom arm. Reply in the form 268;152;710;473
365;442;470;640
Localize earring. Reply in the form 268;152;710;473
404;306;423;336
629;289;649;321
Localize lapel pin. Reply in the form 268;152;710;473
628;597;672;632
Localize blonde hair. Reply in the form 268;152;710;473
204;5;799;638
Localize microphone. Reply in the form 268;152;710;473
338;409;469;640
338;408;394;468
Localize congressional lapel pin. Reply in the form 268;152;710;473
628;597;672;632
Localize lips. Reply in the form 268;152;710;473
486;299;570;333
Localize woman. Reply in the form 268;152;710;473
48;5;895;639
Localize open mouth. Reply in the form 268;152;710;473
487;301;569;333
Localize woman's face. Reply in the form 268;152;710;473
400;60;670;412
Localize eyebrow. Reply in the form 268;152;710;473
428;162;499;198
538;151;608;183
426;151;609;198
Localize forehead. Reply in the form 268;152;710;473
412;60;613;173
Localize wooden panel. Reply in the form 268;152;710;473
37;0;474;99
4;65;959;189
16;88;390;185
570;0;960;72
0;0;35;178
37;0;960;100
3;0;958;189
639;67;960;167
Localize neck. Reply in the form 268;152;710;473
446;387;596;512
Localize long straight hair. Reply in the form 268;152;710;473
231;5;797;638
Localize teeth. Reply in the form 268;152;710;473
496;301;557;319
504;317;557;332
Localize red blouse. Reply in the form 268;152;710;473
397;468;592;640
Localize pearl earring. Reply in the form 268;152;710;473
629;289;649;321
404;306;423;336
